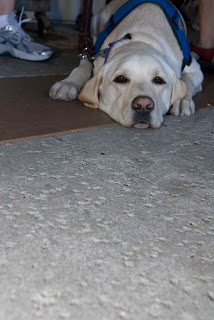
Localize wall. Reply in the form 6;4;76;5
47;0;106;24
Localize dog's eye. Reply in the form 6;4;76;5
114;75;129;84
152;77;166;85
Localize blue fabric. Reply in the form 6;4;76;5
94;0;192;69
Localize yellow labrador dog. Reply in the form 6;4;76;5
49;0;203;129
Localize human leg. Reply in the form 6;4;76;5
0;0;15;15
197;0;214;49
190;0;214;66
0;0;15;28
0;0;53;61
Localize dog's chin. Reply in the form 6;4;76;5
133;121;150;129
132;112;152;129
133;121;162;129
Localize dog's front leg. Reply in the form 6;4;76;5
170;58;204;116
49;59;93;101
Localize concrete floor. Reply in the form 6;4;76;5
1;111;214;320
0;24;214;320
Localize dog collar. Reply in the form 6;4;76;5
80;34;131;64
103;34;131;64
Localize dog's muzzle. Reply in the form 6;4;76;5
132;96;154;128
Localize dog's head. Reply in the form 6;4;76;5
79;50;189;129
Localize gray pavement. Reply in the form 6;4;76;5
0;108;214;320
0;53;79;78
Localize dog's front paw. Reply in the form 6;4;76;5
49;81;79;101
170;98;195;117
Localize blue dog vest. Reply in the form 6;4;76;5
94;0;192;69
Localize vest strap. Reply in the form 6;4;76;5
94;0;192;70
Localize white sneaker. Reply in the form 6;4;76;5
0;10;53;61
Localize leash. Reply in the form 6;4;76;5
79;0;94;59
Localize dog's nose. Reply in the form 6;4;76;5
132;96;154;114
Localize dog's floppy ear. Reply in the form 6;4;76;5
78;72;103;109
170;74;190;106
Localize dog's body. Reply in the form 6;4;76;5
50;0;203;129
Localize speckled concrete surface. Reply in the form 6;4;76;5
0;108;214;320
